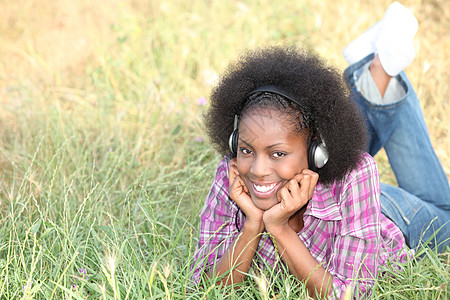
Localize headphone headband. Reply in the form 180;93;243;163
244;85;302;107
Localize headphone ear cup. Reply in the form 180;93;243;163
228;130;239;157
308;140;318;171
308;139;329;170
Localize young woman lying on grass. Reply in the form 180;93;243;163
192;3;449;298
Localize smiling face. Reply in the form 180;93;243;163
236;108;309;211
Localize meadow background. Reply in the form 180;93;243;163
0;0;448;299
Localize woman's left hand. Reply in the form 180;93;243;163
263;169;319;230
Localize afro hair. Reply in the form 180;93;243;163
203;46;368;185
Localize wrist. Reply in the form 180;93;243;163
243;218;264;234
264;221;292;236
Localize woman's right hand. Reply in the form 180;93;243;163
229;158;264;231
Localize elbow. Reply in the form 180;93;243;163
306;272;334;299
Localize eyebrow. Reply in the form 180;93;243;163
240;139;286;149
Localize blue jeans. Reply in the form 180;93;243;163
344;54;450;253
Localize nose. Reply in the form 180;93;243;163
250;155;271;177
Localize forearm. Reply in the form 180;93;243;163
207;221;264;285
268;225;333;299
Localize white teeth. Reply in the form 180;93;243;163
253;183;276;193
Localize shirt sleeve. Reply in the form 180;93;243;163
191;155;241;284
329;154;381;298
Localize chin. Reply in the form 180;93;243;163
251;196;278;211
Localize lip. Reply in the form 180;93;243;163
250;181;282;198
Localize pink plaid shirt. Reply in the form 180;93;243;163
192;153;410;298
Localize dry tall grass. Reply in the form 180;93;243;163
1;0;448;182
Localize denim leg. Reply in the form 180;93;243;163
380;183;449;252
344;54;450;251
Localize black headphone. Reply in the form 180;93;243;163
228;85;329;171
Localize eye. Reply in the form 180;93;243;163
239;148;253;155
272;151;286;158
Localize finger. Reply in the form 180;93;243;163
296;172;314;202
287;177;301;196
229;168;250;201
303;169;319;185
300;173;312;200
300;169;319;198
230;158;237;168
286;179;305;211
278;186;293;208
243;182;249;194
301;168;318;179
229;171;237;189
228;161;239;184
236;175;248;193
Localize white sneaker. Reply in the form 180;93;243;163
376;2;418;76
342;1;418;75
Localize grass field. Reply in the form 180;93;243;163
0;0;448;299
